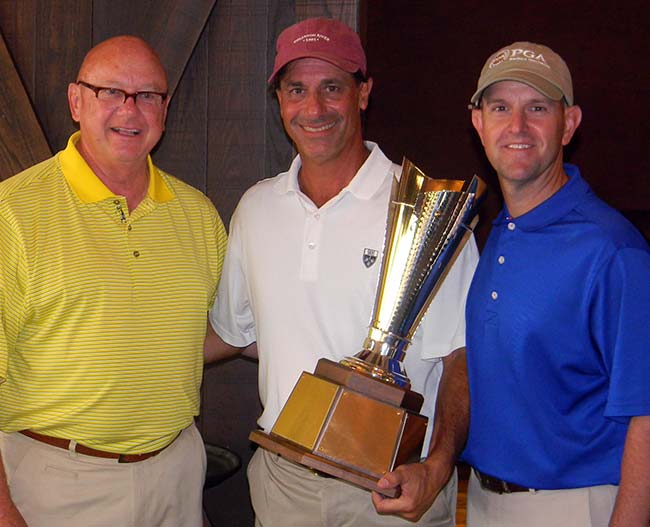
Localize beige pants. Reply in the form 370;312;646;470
467;470;618;527
248;448;457;527
1;423;206;527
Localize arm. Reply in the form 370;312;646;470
371;347;470;521
0;456;27;527
204;321;255;363
609;415;650;527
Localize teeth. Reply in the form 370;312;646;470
302;121;336;132
507;144;531;150
112;127;140;136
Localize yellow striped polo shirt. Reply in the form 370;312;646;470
0;132;227;453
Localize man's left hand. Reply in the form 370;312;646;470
371;460;444;522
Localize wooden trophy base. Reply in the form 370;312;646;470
249;358;427;497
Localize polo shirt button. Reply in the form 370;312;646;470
133;251;140;258
314;213;320;220
498;255;505;264
507;222;516;231
307;242;316;249
127;225;133;231
491;291;498;300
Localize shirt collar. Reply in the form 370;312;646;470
58;131;174;204
494;164;591;230
273;141;396;201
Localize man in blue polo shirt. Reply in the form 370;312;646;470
375;42;650;525
462;41;650;526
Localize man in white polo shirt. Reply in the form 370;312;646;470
205;17;479;526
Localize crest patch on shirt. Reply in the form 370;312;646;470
362;248;379;268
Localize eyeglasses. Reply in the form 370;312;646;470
77;80;168;107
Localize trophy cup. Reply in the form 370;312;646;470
250;159;486;496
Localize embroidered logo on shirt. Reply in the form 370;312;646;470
363;248;379;268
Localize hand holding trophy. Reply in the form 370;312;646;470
250;159;485;496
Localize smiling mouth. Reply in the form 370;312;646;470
506;143;532;150
111;127;141;136
301;121;336;133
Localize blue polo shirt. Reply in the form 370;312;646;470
462;164;650;489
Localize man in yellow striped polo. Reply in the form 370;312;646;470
0;35;227;526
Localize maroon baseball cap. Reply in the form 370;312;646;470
268;17;367;84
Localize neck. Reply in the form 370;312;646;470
298;142;370;208
77;142;149;211
502;162;568;218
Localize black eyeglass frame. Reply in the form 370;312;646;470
77;80;168;105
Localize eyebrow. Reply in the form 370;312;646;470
283;76;346;87
483;96;553;105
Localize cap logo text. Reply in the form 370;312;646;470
294;33;330;44
489;48;550;69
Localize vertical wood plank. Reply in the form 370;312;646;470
296;0;358;27
0;0;37;96
266;0;296;182
206;1;273;224
153;27;209;192
34;0;92;152
0;30;51;180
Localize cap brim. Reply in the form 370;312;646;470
268;51;361;84
470;70;565;106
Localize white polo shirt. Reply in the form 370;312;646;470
210;142;478;453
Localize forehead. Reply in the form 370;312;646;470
483;80;555;102
80;40;167;89
280;57;354;84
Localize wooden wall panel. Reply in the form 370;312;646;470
296;0;358;26
92;0;216;96
0;30;50;180
154;29;209;193
266;0;296;183
206;1;279;224
34;0;92;153
0;0;37;96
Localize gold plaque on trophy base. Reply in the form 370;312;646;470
249;358;428;497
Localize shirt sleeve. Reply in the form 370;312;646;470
208;205;256;347
209;206;229;307
592;247;650;418
0;207;26;383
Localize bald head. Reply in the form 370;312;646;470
77;35;168;92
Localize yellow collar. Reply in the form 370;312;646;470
59;132;174;204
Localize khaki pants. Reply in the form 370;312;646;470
1;423;206;527
467;470;618;527
248;448;457;527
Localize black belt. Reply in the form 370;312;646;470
474;468;535;494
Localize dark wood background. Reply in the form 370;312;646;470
362;0;650;244
1;1;647;525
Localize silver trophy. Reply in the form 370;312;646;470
250;159;486;495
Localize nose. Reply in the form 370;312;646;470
303;91;326;118
117;94;139;112
508;108;527;133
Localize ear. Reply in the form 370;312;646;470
561;105;582;146
358;77;373;111
471;108;485;145
68;83;81;122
